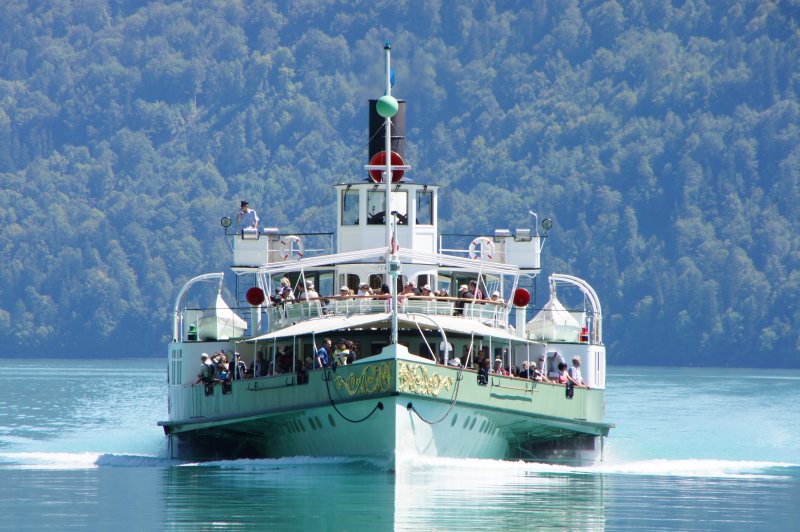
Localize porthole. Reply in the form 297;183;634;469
450;414;459;427
463;416;471;429
328;414;336;428
479;420;487;433
469;418;477;430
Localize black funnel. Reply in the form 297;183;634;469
368;99;406;164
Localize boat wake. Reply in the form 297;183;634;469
395;454;798;479
0;452;181;470
1;450;795;479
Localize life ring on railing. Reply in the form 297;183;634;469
468;237;495;260
278;235;304;260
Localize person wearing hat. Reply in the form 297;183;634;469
490;291;505;305
420;284;434;298
338;285;351;300
357;282;371;297
332;339;350;367
492;358;509;376
304;281;319;299
454;284;471;316
236;200;259;231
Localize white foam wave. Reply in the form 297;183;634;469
394;454;798;479
1;451;795;479
0;452;177;470
182;455;392;471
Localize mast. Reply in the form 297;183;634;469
364;42;404;345
383;42;399;345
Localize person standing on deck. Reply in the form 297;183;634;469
236;200;259;231
315;338;332;369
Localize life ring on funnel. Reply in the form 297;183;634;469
468;237;495;260
278;235;304;260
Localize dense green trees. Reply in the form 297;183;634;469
0;0;798;366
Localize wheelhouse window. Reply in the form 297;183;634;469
416;190;433;225
367;189;408;225
342;190;359;225
367;189;385;225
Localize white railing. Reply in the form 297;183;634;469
262;296;508;332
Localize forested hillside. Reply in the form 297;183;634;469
1;1;798;366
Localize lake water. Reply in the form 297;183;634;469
0;360;798;530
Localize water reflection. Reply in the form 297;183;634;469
161;458;607;531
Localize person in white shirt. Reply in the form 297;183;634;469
236;200;259;230
568;356;587;387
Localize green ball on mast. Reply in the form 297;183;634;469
376;94;398;118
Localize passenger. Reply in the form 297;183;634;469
338;286;351;299
333;339;350;367
315;338;332;369
304;281;320;299
546;351;566;380
236;200;259;231
216;362;230;383
490;291;505;305
519;360;532;379
469;279;484;300
277;346;293;373
568;357;587;387
405;280;421;296
454;284;470;316
233;352;247;380
345;339;358;364
357;282;371;296
477;358;490;385
474;348;486;370
557;362;569;385
420;284;435;298
279;277;294;301
194;353;215;385
510;365;519;377
447;357;462;368
252;350;266;377
492;358;509;375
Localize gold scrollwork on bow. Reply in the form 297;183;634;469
335;362;393;396
398;363;453;397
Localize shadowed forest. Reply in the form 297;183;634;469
1;1;798;366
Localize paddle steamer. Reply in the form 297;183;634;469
158;44;612;466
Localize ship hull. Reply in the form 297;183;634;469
160;349;610;467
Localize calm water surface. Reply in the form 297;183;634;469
0;360;797;530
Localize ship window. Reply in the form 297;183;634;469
367;189;408;225
367;189;385;225
416;190;433;225
342;190;359;225
392;191;408;225
318;271;334;298
368;274;384;291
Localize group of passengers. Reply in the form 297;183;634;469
269;276;505;308
194;350;248;394
467;350;587;388
313;337;358;369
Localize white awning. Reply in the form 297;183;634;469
239;313;391;343
239;312;528;345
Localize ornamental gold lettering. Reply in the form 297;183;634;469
398;362;453;397
335;362;392;396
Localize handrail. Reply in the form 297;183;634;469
549;273;602;344
173;272;224;342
